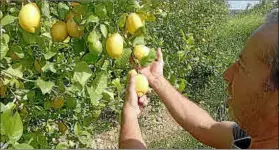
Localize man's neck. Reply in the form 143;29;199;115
250;117;278;149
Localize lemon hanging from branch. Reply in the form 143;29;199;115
126;13;144;34
18;3;41;33
133;45;150;60
67;18;83;38
106;33;123;59
51;21;68;42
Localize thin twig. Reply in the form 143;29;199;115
1;70;35;83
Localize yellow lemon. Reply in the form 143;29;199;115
51;96;64;109
66;18;83;38
133;45;150;60
126;13;144;34
51;21;68;42
18;3;40;33
135;74;149;97
106;33;123;59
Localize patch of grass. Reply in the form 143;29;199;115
149;130;212;149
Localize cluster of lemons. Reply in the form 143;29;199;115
18;3;150;109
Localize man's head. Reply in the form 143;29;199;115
224;9;278;136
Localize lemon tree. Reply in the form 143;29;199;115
0;0;158;149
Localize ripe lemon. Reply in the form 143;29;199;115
106;33;123;59
133;45;150;60
135;74;149;97
18;3;40;33
51;96;64;109
126;13;144;34
51;21;68;42
67;18;83;38
89;40;103;55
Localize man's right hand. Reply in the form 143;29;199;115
139;48;164;87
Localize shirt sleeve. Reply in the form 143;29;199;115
232;123;249;140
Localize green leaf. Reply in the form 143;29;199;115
1;44;8;60
4;66;23;78
74;122;82;136
55;142;68;149
115;48;132;68
42;62;56;73
36;78;55;95
72;4;88;16
117;13;128;28
95;3;107;18
100;24;108;38
21;29;37;44
41;0;50;18
14;143;34;149
72;38;85;55
133;36;145;46
139;48;156;67
87;72;107;106
11;45;24;58
57;2;69;20
0;15;17;26
44;45;58;60
112;78;123;92
72;61;92;87
65;96;76;109
77;131;92;146
1;109;23;142
1;34;10;60
87;15;99;23
82;53;99;65
102;90;114;101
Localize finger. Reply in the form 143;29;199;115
156;48;163;63
138;95;146;105
128;71;137;92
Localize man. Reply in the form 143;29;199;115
119;9;278;149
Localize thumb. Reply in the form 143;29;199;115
128;71;137;91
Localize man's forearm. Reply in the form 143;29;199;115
119;106;146;149
151;76;216;134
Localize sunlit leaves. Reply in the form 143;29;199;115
72;61;92;87
87;72;107;106
36;78;55;95
1;108;23;143
0;15;17;26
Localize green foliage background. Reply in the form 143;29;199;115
0;0;277;149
